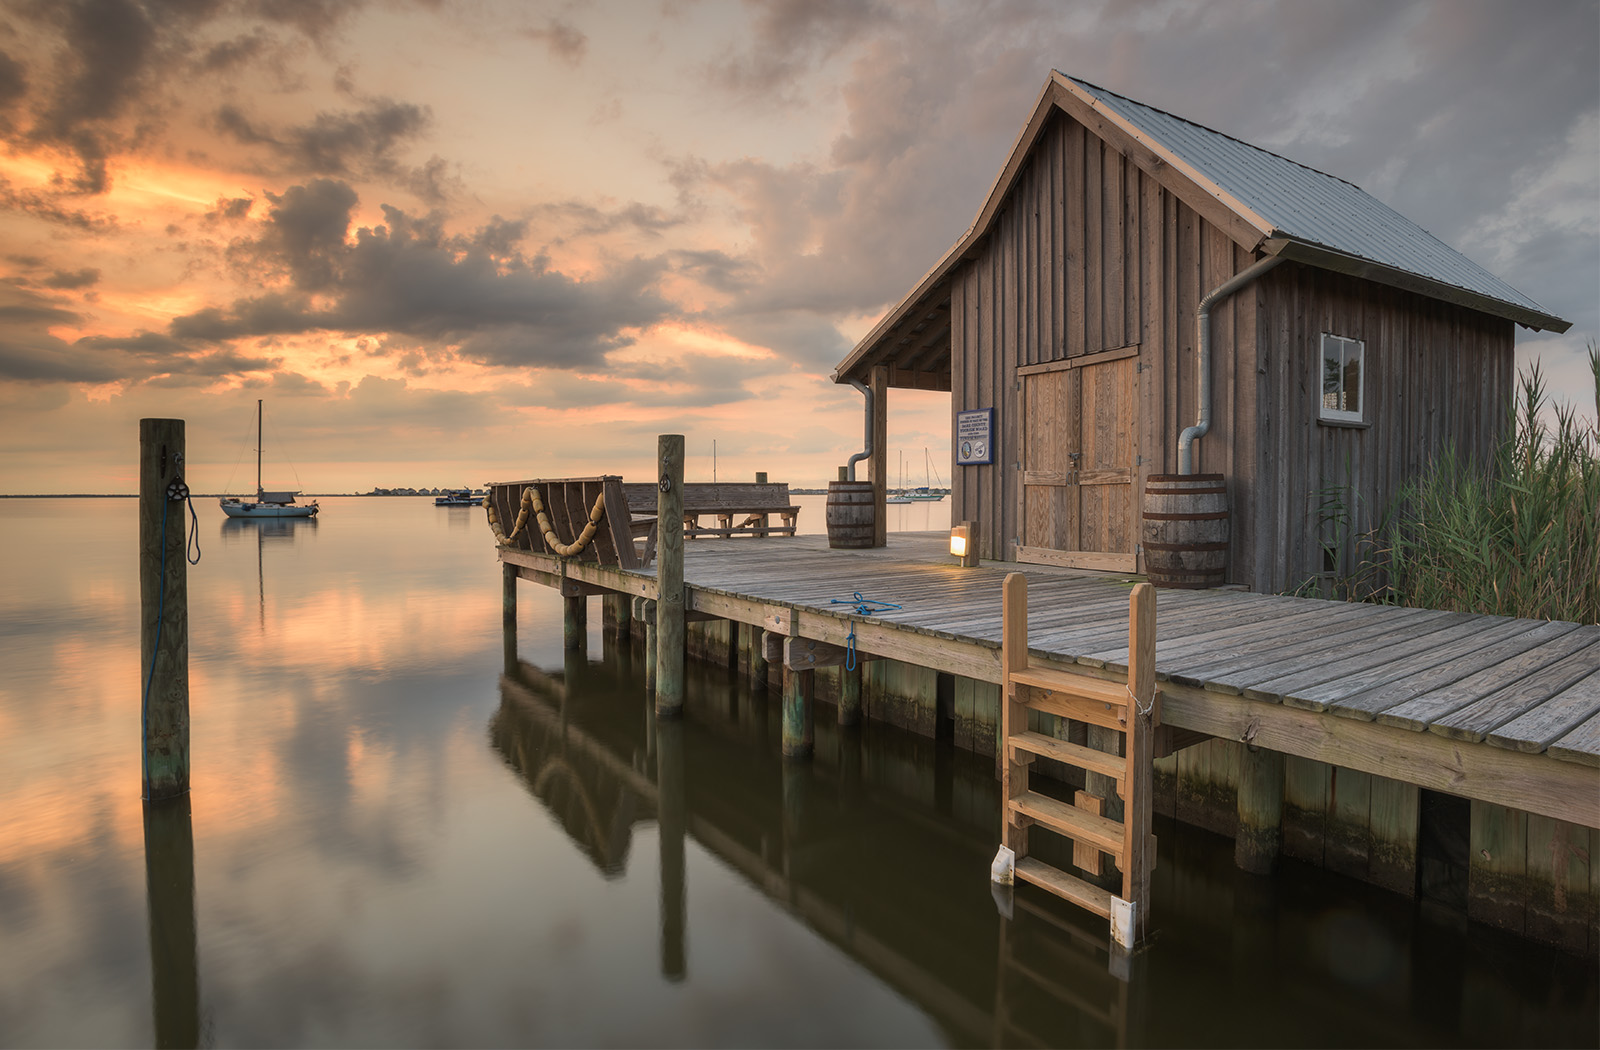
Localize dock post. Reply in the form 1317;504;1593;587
781;667;814;758
562;594;587;650
604;592;631;641
868;365;888;548
140;418;190;801
1235;746;1285;874
839;661;862;727
751;628;769;692
637;598;657;696
1124;582;1157;945
656;434;686;718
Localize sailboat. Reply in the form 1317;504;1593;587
219;400;319;518
886;450;913;504
906;448;946;501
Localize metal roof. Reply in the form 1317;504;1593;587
1066;76;1562;326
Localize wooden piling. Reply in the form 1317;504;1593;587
839;660;862;727
869;365;888;548
751;628;769;692
562;595;587;651
139;418;190;801
656;435;686;718
782;667;814;758
638;597;657;696
1235;746;1285;874
1124;581;1157;943
604;592;630;640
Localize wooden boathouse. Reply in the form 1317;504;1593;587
484;474;1599;952
830;71;1571;592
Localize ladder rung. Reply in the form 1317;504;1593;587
1009;731;1126;789
1016;683;1129;732
1010;790;1126;859
1014;857;1114;919
1011;666;1131;705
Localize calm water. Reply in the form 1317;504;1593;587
1;496;1594;1048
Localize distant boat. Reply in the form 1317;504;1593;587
906;449;946;501
219;400;319;519
434;489;484;506
886;450;913;503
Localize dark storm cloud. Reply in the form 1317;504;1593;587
42;268;101;290
198;28;272;71
172;182;672;368
0;283;277;383
214;97;431;179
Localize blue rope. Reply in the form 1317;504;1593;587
846;624;857;672
829;591;902;617
185;492;202;565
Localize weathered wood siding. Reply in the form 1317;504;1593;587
1250;266;1514;593
950;108;1514;593
950;109;1256;565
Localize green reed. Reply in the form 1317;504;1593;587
1353;345;1599;624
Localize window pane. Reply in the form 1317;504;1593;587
1323;337;1342;413
1343;340;1362;414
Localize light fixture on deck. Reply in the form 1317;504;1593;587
950;520;979;567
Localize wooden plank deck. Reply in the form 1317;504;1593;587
499;531;1600;829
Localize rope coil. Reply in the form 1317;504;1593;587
487;486;606;558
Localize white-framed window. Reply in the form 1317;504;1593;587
1320;333;1364;422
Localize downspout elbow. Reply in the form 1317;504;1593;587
1177;254;1285;475
845;378;871;481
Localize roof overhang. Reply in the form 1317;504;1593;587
834;72;1569;386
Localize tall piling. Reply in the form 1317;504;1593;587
656;434;686;718
139;418;190;801
782;667;814;758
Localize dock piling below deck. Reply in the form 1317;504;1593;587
1235;746;1285;874
656;434;686;717
139;417;190;802
782;667;815;758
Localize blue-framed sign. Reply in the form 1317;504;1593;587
955;408;994;466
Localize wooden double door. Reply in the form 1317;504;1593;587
1016;348;1140;572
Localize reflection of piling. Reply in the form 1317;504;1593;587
655;434;686;717
656;717;686;980
143;796;199;1049
140;418;190;800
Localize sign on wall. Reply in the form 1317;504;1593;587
955;408;994;466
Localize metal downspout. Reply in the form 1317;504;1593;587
845;379;872;481
1178;255;1285;475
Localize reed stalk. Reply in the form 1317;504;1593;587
1353;346;1600;624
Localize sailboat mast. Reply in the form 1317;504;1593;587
256;399;263;497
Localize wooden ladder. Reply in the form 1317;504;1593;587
999;572;1158;949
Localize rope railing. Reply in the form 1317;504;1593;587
487;485;606;557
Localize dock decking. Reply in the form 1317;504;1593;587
500;532;1599;831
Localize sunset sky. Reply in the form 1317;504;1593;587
1;0;1595;494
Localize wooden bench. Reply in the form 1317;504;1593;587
621;482;800;541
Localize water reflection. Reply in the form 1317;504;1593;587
143;797;200;1049
493;630;1600;1049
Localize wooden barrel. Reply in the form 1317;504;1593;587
1142;474;1229;589
826;481;876;549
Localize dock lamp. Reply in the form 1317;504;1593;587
950;520;980;567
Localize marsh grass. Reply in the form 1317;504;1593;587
1345;345;1600;624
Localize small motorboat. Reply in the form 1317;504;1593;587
434;489;484;506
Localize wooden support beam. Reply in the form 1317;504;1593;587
783;667;815;758
140;417;190;802
502;562;517;630
656;434;685;718
1235;746;1285;874
840;662;862;727
1001;574;1029;858
562;595;587;650
751;628;770;692
869;365;888;548
784;636;878;671
1122;582;1157;944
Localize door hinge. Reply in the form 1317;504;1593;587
1135;361;1148;373
1136;454;1143;467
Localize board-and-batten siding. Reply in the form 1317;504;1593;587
1252;266;1514;594
950;107;1514;593
950;109;1256;567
